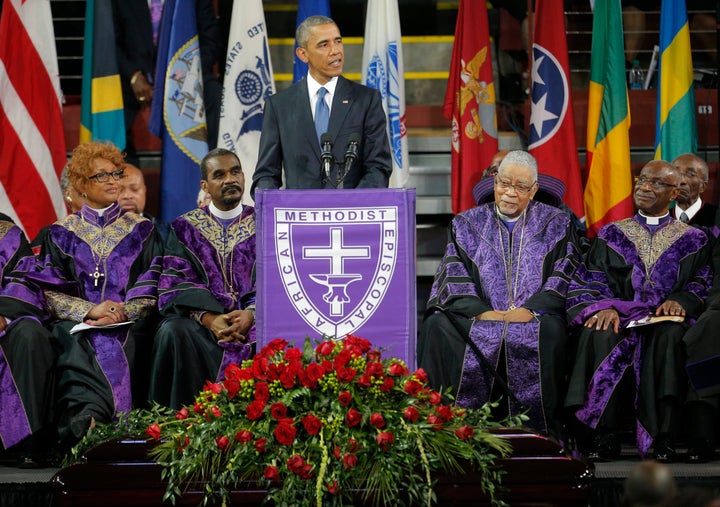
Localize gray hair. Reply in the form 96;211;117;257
296;15;336;48
497;150;538;182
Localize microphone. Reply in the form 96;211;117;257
338;133;360;188
320;133;334;181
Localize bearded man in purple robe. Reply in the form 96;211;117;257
150;148;256;409
565;160;712;463
419;150;582;440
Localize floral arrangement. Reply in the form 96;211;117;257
72;335;518;507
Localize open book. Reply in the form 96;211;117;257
626;315;685;328
70;321;135;334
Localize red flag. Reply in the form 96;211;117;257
443;0;498;214
528;0;585;220
0;0;66;240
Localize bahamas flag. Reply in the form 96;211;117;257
149;0;208;222
584;0;633;237
654;0;697;160
293;0;331;83
80;0;125;148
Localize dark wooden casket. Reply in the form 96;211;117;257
51;428;593;506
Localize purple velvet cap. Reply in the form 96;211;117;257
472;173;567;208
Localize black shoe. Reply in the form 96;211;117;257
587;433;622;461
686;439;715;464
652;435;677;463
16;454;41;469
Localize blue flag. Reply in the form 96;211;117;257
80;0;125;148
149;0;208;222
293;0;331;83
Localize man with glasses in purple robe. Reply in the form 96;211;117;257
419;150;582;440
150;148;256;409
565;160;712;463
0;219;56;467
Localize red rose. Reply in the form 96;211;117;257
388;362;409;376
436;404;453;421
379;377;394;392
336;366;357;383
286;454;306;474
344;335;371;355
270;402;288;420
365;361;384;378
428;391;442;405
274;421;297;446
279;369;295;388
246;399;266;421
254;382;270;402
302;414;323;435
210;406;222;418
367;349;382;361
347;438;360;453
216;435;230;451
177;436;189;451
403;379;422;396
414;368;428;383
357;373;372;388
145;423;161;440
333;350;351;369
333;446;342;459
338;390;352;406
223;377;240;398
264;465;280;481
403;406;419;422
193;402;204;414
345;408;362;427
204;381;223;394
321;359;333;372
175;407;189;420
369;413;385;428
376;431;394;451
252;357;269;380
235;430;253;443
342;453;358;469
327;480;339;495
427;414;444;431
254;437;268;453
300;463;314;480
316;340;336;357
306;363;324;383
284;347;302;362
454;425;474;440
262;338;289;354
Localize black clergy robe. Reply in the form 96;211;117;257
151;205;256;409
565;214;711;456
0;221;56;450
25;203;162;447
419;201;581;436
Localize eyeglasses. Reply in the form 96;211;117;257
494;176;536;195
633;176;678;190
88;169;125;183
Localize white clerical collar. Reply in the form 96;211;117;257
638;210;669;226
307;74;338;101
495;206;522;223
675;197;703;220
93;204;113;217
209;202;243;220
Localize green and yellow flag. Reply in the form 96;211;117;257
654;0;696;160
585;0;634;237
80;0;125;147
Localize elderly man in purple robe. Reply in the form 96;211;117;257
419;150;582;440
565;160;712;463
150;148;256;409
0;219;57;467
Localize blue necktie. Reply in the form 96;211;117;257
315;87;329;145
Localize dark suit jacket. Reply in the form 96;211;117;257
251;76;392;196
687;202;719;228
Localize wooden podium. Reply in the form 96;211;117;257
51;428;593;506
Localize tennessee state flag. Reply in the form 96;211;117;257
443;0;498;214
528;0;584;221
654;0;697;160
585;0;633;237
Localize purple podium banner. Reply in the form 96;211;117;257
255;189;416;369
